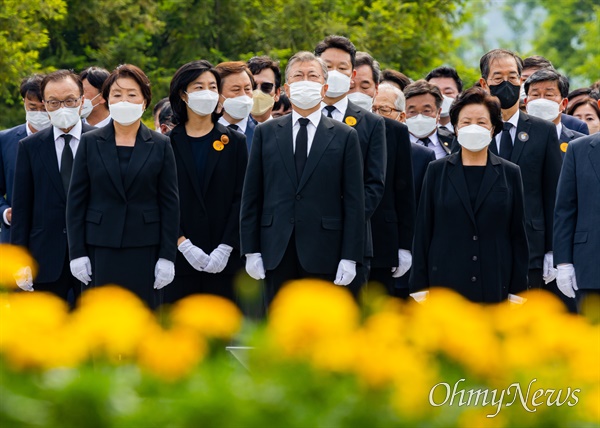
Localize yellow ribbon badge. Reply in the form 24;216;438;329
220;134;229;145
213;141;224;151
344;116;357;126
560;142;568;153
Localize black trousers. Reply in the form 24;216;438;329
34;251;80;307
369;266;395;295
265;233;335;310
165;271;236;305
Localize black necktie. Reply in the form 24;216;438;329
499;122;513;160
295;118;310;180
419;137;431;147
324;105;336;118
228;124;239;131
60;134;73;194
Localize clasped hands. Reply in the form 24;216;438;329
178;239;232;274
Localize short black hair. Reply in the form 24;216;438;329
566;97;600;118
169;60;221;124
79;66;110;91
425;66;463;93
522;55;553;71
355;51;380;84
567;87;591;101
480;49;523;80
41;70;84;99
247;56;281;90
273;91;291;112
403;79;444;109
153;97;170;119
102;64;152;108
450;87;503;138
158;101;176;127
380;69;411;91
20;74;44;101
524;68;569;98
314;35;357;69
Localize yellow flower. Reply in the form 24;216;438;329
344;116;357;126
170;294;243;340
0;244;37;289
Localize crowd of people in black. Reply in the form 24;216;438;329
1;36;599;315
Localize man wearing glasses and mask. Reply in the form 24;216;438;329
247;56;281;124
11;70;95;301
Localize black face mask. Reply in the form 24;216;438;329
488;80;520;109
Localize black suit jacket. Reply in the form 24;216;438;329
410;151;529;301
240;114;364;274
559;126;585;160
10;122;96;283
488;112;562;269
67;123;179;263
371;118;415;268
437;127;454;156
0;123;27;243
170;122;248;275
342;100;386;258
561;113;589;135
411;143;436;207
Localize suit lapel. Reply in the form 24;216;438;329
473;154;501;214
447;153;476;225
512;113;531;163
297;117;335;192
343;101;365;128
97;125;127;201
38;128;66;200
276;115;298;187
171;125;204;202
589;138;600;184
123;124;154;192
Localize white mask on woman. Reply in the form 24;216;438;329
109;101;144;126
222;95;253;120
186;90;219;116
457;124;492;152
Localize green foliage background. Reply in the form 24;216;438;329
0;0;598;129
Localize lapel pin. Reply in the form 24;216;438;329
518;132;529;142
213;141;224;151
560;142;568;152
344;116;357;127
220;134;229;145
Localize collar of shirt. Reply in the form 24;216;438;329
218;115;248;133
556;122;563;139
409;131;440;146
53;120;83;170
321;96;348;122
25;122;35;136
495;109;520;151
84;114;111;128
291;109;322;154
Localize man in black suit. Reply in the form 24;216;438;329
240;51;364;306
11;70;95;300
403;80;453;159
0;74;49;243
315;36;386;295
524;69;585;159
347;51;415;294
479;49;563;288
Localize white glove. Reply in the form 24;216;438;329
154;258;175;290
391;249;412;278
203;244;233;274
508;293;527;305
70;256;92;285
410;290;429;303
178;239;210;271
556;264;578;299
14;266;34;291
245;253;266;280
543;251;557;284
334;259;356;286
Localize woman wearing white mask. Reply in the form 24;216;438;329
410;87;528;303
67;64;179;309
165;60;248;305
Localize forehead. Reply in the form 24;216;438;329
82;79;100;94
406;93;437;107
528;80;560;92
44;77;80;98
24;93;42;103
189;71;217;85
111;77;141;91
428;77;458;91
458;103;491;120
319;48;352;65
222;71;251;87
289;60;322;75
354;65;374;83
489;56;519;74
522;67;540;78
253;68;276;83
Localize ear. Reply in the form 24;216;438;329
559;98;568;113
274;87;281;102
436;108;442;123
351;69;357;79
78;95;86;114
524;97;528;105
479;77;488;90
398;111;406;123
321;84;328;98
283;83;290;99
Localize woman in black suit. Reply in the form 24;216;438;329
67;64;179;309
410;87;528;303
165;60;248;304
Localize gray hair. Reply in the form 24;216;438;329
285;51;328;82
379;83;405;112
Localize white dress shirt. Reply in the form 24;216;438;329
218;115;249;134
321;97;349;122
494;110;520;153
53;121;82;170
84;114;111;128
410;131;447;160
292;109;322;155
556;122;563;139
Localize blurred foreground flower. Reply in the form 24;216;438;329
0;244;37;289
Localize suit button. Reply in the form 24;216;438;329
63;228;67;234
473;235;478;241
290;218;295;224
471;276;477;282
296;195;301;200
472;256;478;261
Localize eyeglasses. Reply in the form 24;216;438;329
372;106;400;115
289;72;323;83
44;97;81;110
257;82;275;94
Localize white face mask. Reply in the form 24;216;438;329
440;95;454;118
347;92;373;111
222;95;253;120
109;101;144;126
457;124;492;152
26;110;51;131
48;107;81;130
186;90;219;116
406;114;437;138
325;70;351;98
288;81;324;110
526;98;561;122
80;94;101;119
